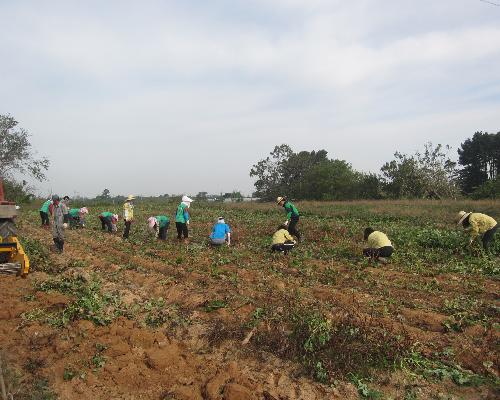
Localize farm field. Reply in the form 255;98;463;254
0;199;499;399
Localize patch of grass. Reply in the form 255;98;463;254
68;259;88;268
63;367;77;381
91;343;107;371
33;276;122;327
350;374;383;399
401;350;493;386
20;237;55;273
29;378;57;400
203;299;227;312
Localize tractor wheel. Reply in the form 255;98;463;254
0;219;17;239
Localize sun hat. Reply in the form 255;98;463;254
126;195;135;201
456;211;471;225
148;216;157;229
276;196;285;204
218;216;225;223
182;195;194;203
113;214;119;221
80;207;89;214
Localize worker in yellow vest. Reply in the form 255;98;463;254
123;195;135;239
456;211;498;252
271;225;296;254
363;227;394;264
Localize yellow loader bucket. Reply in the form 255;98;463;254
0;236;30;277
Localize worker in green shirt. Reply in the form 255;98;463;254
363;227;394;264
69;207;89;228
276;196;301;242
39;198;51;227
175;195;193;240
147;216;170;240
99;212;118;233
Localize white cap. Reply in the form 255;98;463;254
182;195;193;203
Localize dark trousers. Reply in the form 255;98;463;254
123;221;132;238
158;222;169;240
288;216;301;241
100;216;113;232
70;216;80;228
363;246;394;258
53;238;64;252
271;241;295;254
40;211;50;225
483;224;498;250
176;222;188;239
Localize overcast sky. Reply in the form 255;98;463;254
1;0;499;197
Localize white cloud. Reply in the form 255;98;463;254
1;0;499;196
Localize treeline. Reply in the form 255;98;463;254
250;131;500;201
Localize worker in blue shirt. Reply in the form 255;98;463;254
209;217;231;246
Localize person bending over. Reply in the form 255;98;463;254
147;215;170;240
276;196;301;242
363;227;394;264
456;211;498;252
271;225;296;255
209;217;231;246
39;198;51;227
99;212;118;233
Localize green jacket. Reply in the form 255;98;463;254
40;200;51;213
101;211;113;219
283;201;299;220
156;215;169;228
175;203;189;223
69;208;80;218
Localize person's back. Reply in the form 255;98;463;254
272;228;293;245
367;231;392;249
468;213;497;234
211;223;230;240
457;211;498;251
156;215;169;228
175;202;188;223
210;217;231;245
271;226;295;254
40;199;51;212
363;227;393;263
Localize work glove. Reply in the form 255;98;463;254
284;220;289;226
63;223;68;229
186;220;190;225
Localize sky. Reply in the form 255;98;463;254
1;0;499;197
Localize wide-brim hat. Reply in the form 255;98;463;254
456;211;471;225
276;196;285;204
126;195;135;201
182;195;194;203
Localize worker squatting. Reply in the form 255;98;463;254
39;195;498;262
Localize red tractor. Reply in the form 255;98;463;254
0;178;30;276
